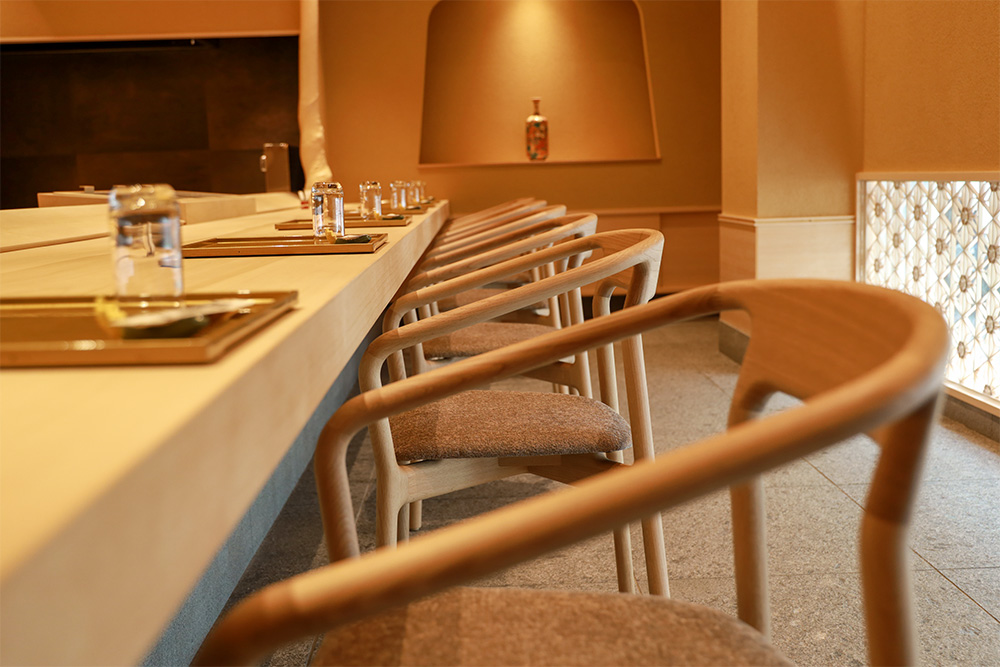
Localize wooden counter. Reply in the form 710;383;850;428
0;201;449;665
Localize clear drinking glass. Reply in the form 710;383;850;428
415;180;427;204
108;184;184;302
406;181;421;209
311;181;345;239
389;180;408;212
359;181;382;221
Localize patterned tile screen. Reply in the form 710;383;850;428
860;180;999;401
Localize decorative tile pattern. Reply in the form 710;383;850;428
861;180;999;400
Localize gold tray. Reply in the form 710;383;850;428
183;234;388;257
0;291;297;367
275;215;411;231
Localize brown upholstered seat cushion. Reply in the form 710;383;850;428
422;322;556;359
388;390;630;461
437;288;547;313
311;587;792;666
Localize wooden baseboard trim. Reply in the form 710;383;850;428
857;171;1000;183
718;214;855;228
570;205;722;217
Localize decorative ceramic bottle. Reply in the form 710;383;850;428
525;97;548;161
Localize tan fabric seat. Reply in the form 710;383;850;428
422;322;555;359
312;587;792;666
388;390;630;461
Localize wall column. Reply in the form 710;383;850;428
719;0;864;336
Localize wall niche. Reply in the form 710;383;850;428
419;0;660;166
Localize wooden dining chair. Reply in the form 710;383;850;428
431;199;548;249
418;206;569;279
392;212;601;536
195;279;948;667
444;197;538;230
396;213;599;378
360;229;668;595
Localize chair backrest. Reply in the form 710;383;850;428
196;280;947;667
403;212;597;293
374;228;663;390
447;197;538;228
418;204;569;271
434;200;548;246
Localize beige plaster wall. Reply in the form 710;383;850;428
863;0;1000;173
757;0;864;218
0;0;299;42
719;0;863;333
720;0;759;219
320;0;721;215
721;0;864;220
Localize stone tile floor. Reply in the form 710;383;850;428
225;319;1000;666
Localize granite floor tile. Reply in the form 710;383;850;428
472;534;623;592
804;434;880;486
764;459;833;488
843;480;1000;570
809;419;1000;488
921;417;1000;481
764;485;865;576
665;576;738;617
658;490;735;578
912;569;1000;665
767;572;867;666
939;567;1000;619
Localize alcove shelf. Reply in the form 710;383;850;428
419;0;660;167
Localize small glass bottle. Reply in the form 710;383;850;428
108;183;184;303
389;180;408;212
526;97;548;161
359;181;382;221
311;182;344;239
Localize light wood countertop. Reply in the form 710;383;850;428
0;200;449;665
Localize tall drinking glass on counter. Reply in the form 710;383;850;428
406;181;421;209
108;183;184;304
389;180;408;212
359;181;382;221
312;181;345;239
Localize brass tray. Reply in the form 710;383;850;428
182;234;388;257
0;291;297;367
275;215;411;231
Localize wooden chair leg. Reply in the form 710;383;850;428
397;503;410;543
606;450;636;593
640;515;669;596
409;500;423;531
621;333;670;597
375;489;403;548
731;477;770;637
612;525;636;593
862;515;916;666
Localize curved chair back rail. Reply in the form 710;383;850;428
446;197;538;229
376;228;663;388
432;200;548;247
402;213;598;299
417;204;569;274
423;204;565;267
195;279;947;667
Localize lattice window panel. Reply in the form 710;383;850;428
860;180;1000;401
